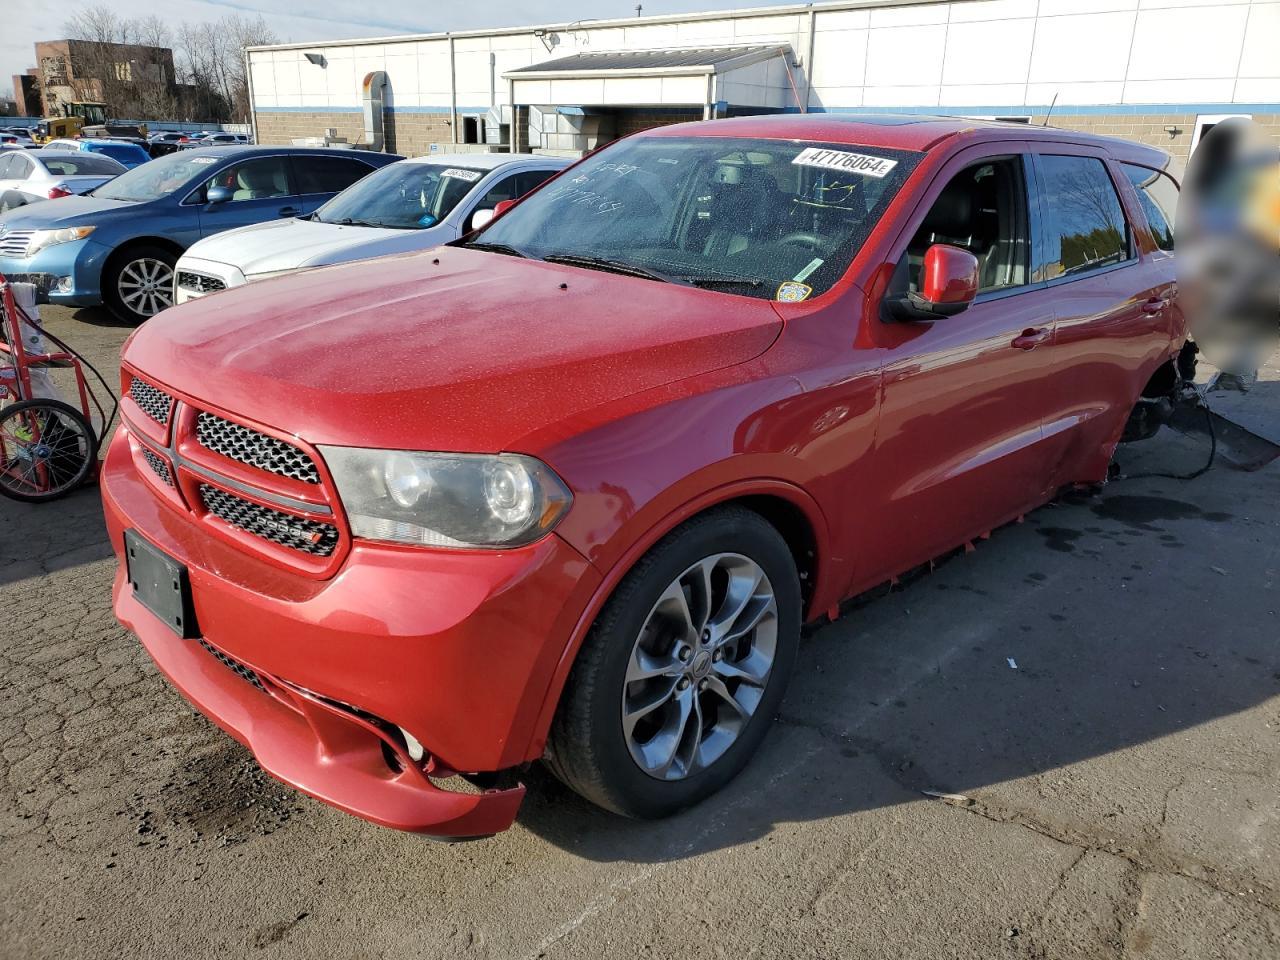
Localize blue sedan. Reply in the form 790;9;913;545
0;146;401;322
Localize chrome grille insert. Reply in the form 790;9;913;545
128;378;172;425
199;483;338;557
176;271;226;294
195;413;320;484
198;638;266;693
0;229;35;259
141;448;174;487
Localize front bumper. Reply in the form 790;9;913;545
101;426;600;836
0;237;110;306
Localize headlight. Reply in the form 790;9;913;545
320;448;572;548
25;226;95;258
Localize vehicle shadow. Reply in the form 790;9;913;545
515;429;1280;863
0;481;113;587
69;305;134;329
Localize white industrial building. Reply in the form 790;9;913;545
247;0;1279;167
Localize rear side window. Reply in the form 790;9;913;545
1036;155;1130;280
1122;164;1177;252
293;156;374;194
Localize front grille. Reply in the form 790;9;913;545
142;448;174;486
198;638;266;693
176;271;226;294
0;229;35;258
129;378;172;425
199;484;338;557
196;413;320;484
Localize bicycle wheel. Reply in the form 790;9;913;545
0;399;99;502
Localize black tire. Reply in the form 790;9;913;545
546;506;801;819
102;244;177;324
0;399;98;503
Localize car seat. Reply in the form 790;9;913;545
232;165;287;201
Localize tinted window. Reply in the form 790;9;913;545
293;155;375;194
1037;155;1130;280
477;137;922;302
1122;163;1177;252
97;144;145;163
206;156;293;202
41;155;125;176
474;173;523;209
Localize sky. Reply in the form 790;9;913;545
4;0;788;100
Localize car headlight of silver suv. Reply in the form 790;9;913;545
319;448;573;548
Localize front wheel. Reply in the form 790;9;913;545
0;399;98;502
103;245;176;323
546;506;801;819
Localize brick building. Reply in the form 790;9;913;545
34;39;176;118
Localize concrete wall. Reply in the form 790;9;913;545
249;0;1280;164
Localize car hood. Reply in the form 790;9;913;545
125;247;784;452
183;217;443;275
0;192;135;228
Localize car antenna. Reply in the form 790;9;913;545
1041;92;1058;127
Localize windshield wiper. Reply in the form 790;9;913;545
541;253;680;284
331;217;382;227
459;240;532;259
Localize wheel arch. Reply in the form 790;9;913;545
522;478;835;763
104;235;186;270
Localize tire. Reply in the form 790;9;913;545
0;399;98;502
546;506;801;819
103;244;177;323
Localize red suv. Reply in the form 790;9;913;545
103;115;1184;839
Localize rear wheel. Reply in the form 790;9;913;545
0;399;98;502
103;245;176;323
546;506;801;819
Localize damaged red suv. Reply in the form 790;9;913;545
104;115;1185;838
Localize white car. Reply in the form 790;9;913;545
0;149;127;211
173;153;570;303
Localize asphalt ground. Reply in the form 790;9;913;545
2;305;1277;960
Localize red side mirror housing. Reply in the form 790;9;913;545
493;199;517;217
920;244;979;314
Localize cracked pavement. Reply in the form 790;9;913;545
1;307;1277;960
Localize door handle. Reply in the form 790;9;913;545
278;206;299;217
1141;297;1168;314
1012;327;1051;350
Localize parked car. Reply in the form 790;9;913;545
175;153;570;303
179;133;251;149
102;115;1184;839
0;145;401;322
1;129;36;147
44;138;151;170
0;150;127;211
147;132;189;158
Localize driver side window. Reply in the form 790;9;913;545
906;158;1030;294
204;157;293;203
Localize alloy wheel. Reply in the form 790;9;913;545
117;257;174;318
622;553;778;781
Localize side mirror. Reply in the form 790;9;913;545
206;184;232;205
884;244;979;322
470;208;496;231
493;199;517;217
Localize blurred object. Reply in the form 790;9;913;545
1177;118;1279;377
0;282;60;401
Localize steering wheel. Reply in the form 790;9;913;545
780;232;823;250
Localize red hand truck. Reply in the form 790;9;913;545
0;276;112;502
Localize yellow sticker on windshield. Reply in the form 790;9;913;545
776;281;813;303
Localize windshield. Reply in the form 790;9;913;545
91;151;223;202
96;144;143;162
314;162;486;229
474;136;921;301
41;155;125;176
